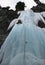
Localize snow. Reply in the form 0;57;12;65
0;9;45;65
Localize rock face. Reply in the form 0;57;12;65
31;5;45;12
31;0;45;12
0;6;20;48
0;1;26;47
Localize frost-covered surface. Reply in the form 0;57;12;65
0;10;45;65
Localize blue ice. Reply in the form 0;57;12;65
0;9;45;65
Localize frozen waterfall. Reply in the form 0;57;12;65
8;9;45;30
0;9;45;65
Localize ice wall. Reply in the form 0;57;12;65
0;9;45;65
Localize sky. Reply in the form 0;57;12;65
0;0;45;10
